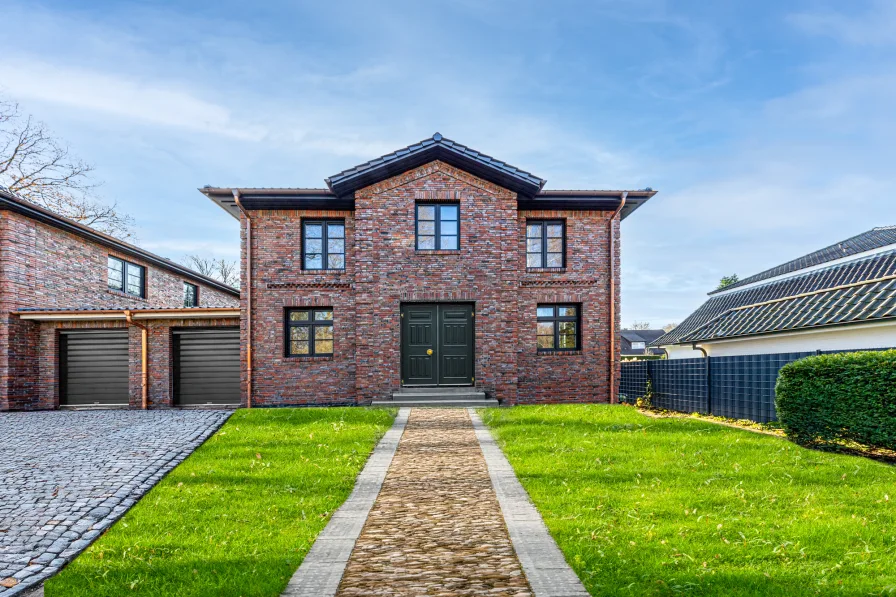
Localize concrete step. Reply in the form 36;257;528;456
371;399;499;408
391;391;487;401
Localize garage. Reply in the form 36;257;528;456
60;330;130;406
173;328;241;406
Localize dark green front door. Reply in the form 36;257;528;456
401;303;474;386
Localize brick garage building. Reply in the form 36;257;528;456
0;187;240;410
203;134;655;406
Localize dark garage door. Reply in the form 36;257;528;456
174;328;241;406
61;330;130;406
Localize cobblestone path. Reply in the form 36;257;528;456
0;410;230;596
335;408;532;597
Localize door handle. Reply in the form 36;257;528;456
426;349;433;355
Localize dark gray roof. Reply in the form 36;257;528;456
709;225;896;294
654;249;896;345
676;276;896;343
621;329;666;344
325;133;547;198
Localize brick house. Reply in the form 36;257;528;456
0;187;240;411
202;134;655;406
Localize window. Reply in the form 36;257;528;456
536;304;579;351
303;220;345;270
286;308;334;356
631;341;646;350
416;203;459;250
526;220;565;268
108;256;145;298
183;282;199;307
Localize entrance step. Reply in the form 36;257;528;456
371;387;498;408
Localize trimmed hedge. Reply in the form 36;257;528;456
775;349;896;449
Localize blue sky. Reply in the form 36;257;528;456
2;0;895;326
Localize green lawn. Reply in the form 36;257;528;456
45;407;396;597
482;405;896;596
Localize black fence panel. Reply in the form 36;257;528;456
620;347;895;423
649;358;708;414
710;352;813;423
619;360;649;403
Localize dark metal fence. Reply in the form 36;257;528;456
619;348;891;423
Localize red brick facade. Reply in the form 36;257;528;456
244;160;623;406
0;206;239;410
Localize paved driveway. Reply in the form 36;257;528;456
0;410;231;595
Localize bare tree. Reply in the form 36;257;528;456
0;97;134;239
184;255;240;288
629;321;652;330
662;322;678;333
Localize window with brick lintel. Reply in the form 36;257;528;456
108;256;145;298
303;220;345;270
527;220;565;268
286;308;334;356
536;304;580;351
416;203;459;250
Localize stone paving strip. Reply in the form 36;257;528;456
469;410;589;597
0;410;231;596
333;408;533;597
282;408;410;597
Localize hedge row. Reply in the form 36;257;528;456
775;349;896;450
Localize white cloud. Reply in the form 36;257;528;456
789;1;896;47
0;58;267;141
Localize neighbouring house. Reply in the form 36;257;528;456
202;133;656;406
653;225;896;358
620;329;665;358
0;187;240;411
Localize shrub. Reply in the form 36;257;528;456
775;349;896;449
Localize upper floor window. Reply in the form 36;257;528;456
537;304;579;351
286;308;334;356
416;204;459;250
183;282;199;307
108;256;145;298
631;341;646;350
303;220;345;270
526;220;565;268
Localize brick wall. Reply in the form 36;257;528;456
245;209;357;406
0;208;239;409
245;160;621;406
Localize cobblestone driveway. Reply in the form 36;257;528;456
0;410;231;595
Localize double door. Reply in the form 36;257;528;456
400;303;474;386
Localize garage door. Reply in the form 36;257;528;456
61;330;130;406
173;328;241;406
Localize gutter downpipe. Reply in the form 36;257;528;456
692;343;712;415
234;189;252;408
124;310;149;410
608;192;627;404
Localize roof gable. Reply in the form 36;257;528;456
325;133;546;198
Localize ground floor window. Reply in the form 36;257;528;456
286;308;334;356
536;304;580;351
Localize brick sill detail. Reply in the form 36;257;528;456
526;267;567;273
415;250;462;256
107;289;148;303
286;355;335;361
536;350;583;356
